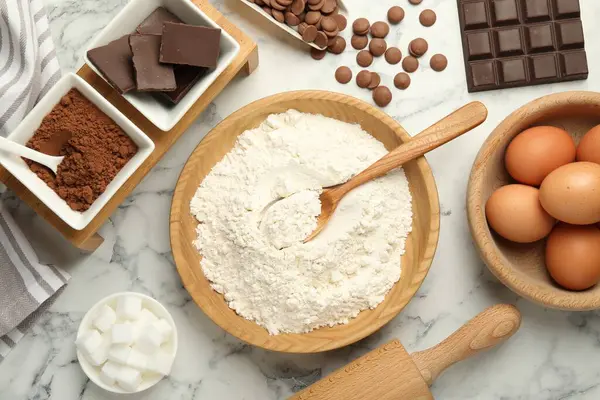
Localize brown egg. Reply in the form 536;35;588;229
539;162;600;225
505;126;576;186
486;184;555;243
577;124;600;164
546;224;600;291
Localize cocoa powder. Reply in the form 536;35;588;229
26;89;138;212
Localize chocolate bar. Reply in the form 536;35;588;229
87;35;136;94
130;34;176;92
159;22;221;68
137;7;182;35
457;0;588;93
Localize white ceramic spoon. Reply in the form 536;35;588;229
0;136;64;174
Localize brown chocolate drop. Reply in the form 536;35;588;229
369;38;387;57
335;66;353;84
356;70;372;88
352;18;370;35
402;56;419;72
409;0;422;4
321;16;337;32
373;86;392;107
388;6;405;24
328;36;346;54
370;21;390;38
419;9;436;27
368;72;381;89
385;47;402;64
334;14;347;31
394;72;411;89
356;50;373;67
409;38;428;57
351;35;368;50
302;25;318;42
430;54;448;71
314;31;328;48
310;47;327;60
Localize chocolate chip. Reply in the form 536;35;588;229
310;47;327;60
315;31;328;48
369;38;387;57
385;47;402;64
368;72;381;89
321;16;337;32
409;0;422;4
356;50;373;67
273;9;285;23
302;24;318;42
388;6;405;24
402;55;419;72
351;35;369;50
263;6;272;15
373;86;392;107
291;0;306;15
305;11;322;25
308;0;326;11
328;36;346;54
356;70;372;88
298;22;309;35
370;21;390;38
334;14;347;31
420;9;436;27
321;0;337;14
335;66;352;84
353;18;370;35
430;54;448;71
409;38;428;57
394;72;411;89
285;12;301;26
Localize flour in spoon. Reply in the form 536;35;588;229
190;110;413;334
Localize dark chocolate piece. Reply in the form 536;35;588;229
159;65;207;104
130;34;176;92
136;7;182;35
87;35;135;94
457;0;587;93
159;22;221;68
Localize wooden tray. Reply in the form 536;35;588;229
0;0;258;251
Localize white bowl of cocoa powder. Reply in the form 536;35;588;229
0;73;155;230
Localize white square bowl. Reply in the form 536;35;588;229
0;73;155;231
83;0;241;132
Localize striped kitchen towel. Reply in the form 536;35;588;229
0;0;61;136
0;0;68;361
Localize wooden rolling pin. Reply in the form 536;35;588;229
290;304;521;400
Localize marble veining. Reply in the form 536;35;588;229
2;0;600;398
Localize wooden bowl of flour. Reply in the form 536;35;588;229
170;91;440;353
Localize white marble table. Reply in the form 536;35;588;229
2;0;600;398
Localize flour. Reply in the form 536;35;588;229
190;110;413;334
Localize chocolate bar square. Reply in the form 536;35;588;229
137;7;182;35
159;65;207;104
457;0;587;92
159;22;221;68
130;34;176;91
87;35;135;94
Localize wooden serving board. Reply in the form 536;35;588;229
0;0;258;251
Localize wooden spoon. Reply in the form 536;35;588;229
304;101;488;243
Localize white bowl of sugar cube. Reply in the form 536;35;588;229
75;292;177;393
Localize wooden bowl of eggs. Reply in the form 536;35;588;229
468;91;600;311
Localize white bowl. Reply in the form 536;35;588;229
83;0;241;132
76;292;178;394
0;73;155;231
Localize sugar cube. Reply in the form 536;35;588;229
116;365;142;392
85;333;111;366
93;304;117;333
100;361;121;386
108;344;131;365
146;350;174;376
134;324;162;354
126;348;148;370
153;319;173;343
116;296;142;320
75;329;103;356
131;309;159;340
111;323;134;345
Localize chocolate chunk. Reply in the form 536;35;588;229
136;7;182;35
385;47;402;64
130;34;176;91
388;6;405;24
394;72;411;89
87;35;135;94
160;22;221;68
335;66;352;84
402;56;419;73
457;0;587;92
373;86;392;107
430;54;448;72
419;9;437;27
160;65;207;104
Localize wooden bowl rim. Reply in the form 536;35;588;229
170;90;440;352
467;90;600;311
